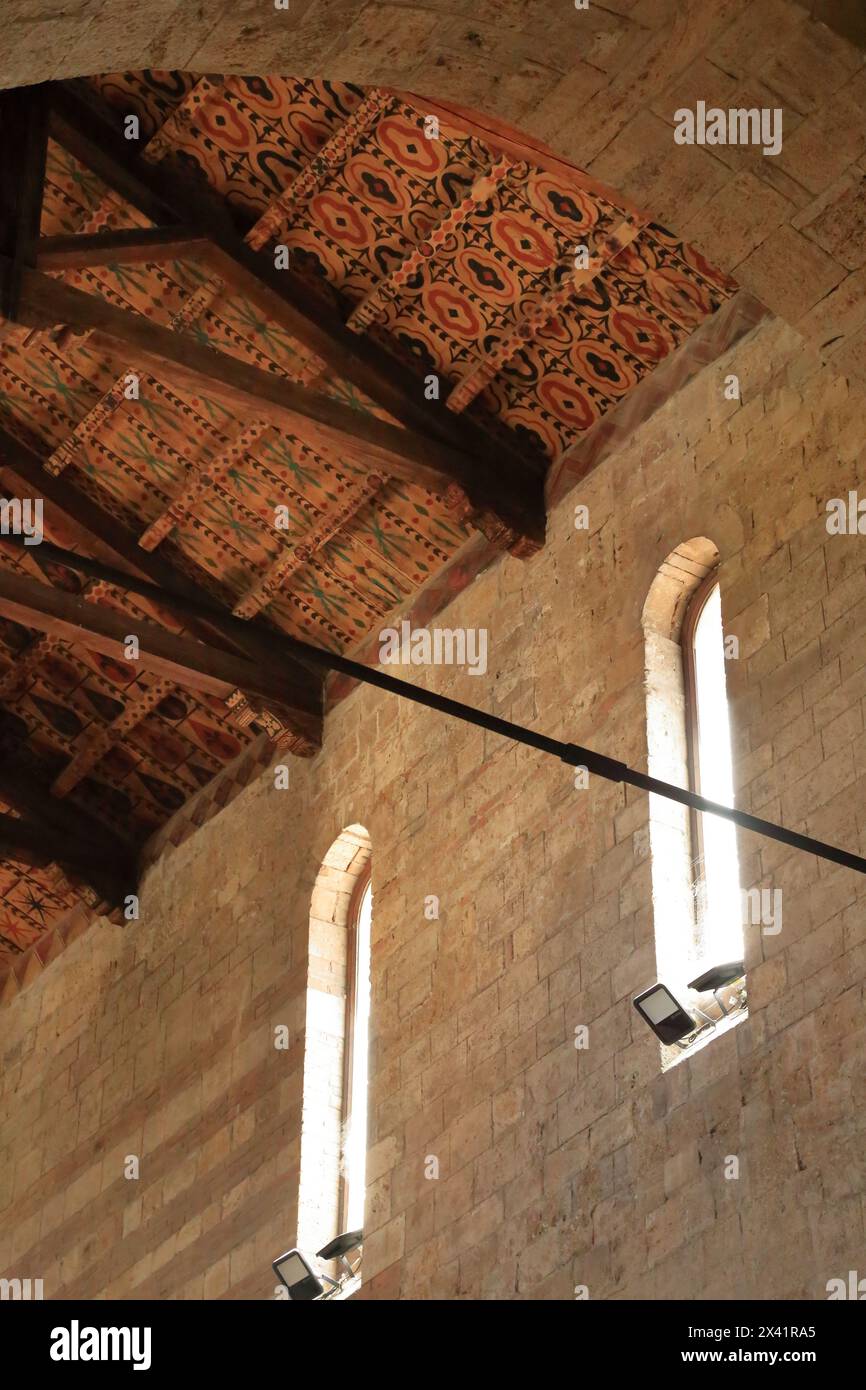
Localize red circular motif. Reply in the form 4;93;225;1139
529;172;598;238
570;340;636;396
537;372;598;431
454;247;517;308
610;308;671;363
425;286;483;340
197;103;251;152
342;153;412;216
377;117;445;176
493;213;556;272
311;194;369;249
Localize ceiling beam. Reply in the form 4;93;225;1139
0;84;49;319
36;226;210;271
50;675;174;797
0;810;135;906
0;531;326;695
46;81;546;538
232;468;385;620
0;563;322;735
249;87;392;245
4;260;544;543
447;217;647;414
0;755;134;853
347;155;517;335
0;424;323;691
0;749;139;906
137;420;270;553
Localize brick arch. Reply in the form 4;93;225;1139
5;1;864;380
297;822;371;1253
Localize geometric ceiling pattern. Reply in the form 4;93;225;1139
0;71;738;966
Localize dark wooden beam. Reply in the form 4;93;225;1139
49;87;178;227
0;424;323;698
0;810;135;906
0;745;139;905
37;226;210;271
3;261;546;544
0;530;322;688
0;755;134;854
0;84;49;318
0;564;322;734
46;80;546;547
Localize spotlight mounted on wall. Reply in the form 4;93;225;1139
273;1229;363;1301
632;983;699;1045
633;960;746;1049
687;959;746;1017
272;1248;326;1301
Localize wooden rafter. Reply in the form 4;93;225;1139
232;468;385;619
0;428;323;737
346;156;519;335
246;87;393;250
43;276;231;477
37;226;209;271
0;565;322;737
401;93;648;215
0;534;335;729
0;84;49;319
5;261;545;543
46;80;546;551
138;420;271;552
51;675;175;797
25;75;215;357
447;217;647;414
0;630;57;701
38;143;328;479
0;574;117;706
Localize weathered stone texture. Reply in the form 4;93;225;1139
1;311;865;1299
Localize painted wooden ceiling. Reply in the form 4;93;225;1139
0;71;738;967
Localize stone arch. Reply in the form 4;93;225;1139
641;538;719;995
297;821;371;1254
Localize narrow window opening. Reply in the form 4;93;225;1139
342;875;372;1234
642;542;746;1066
684;578;743;968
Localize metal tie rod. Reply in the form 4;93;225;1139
4;533;865;877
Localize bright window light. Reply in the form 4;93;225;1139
345;880;372;1232
692;583;743;964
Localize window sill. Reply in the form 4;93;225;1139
662;1004;748;1071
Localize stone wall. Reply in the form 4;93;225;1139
2;310;865;1299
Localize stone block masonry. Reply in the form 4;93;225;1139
2;310;866;1299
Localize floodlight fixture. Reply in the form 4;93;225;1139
632;983;697;1045
273;1230;364;1301
317;1229;363;1283
688;959;745;1017
272;1248;328;1301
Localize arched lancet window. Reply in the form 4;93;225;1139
642;540;744;1041
342;873;372;1233
299;825;371;1256
682;574;743;965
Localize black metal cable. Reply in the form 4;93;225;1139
4;533;866;876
